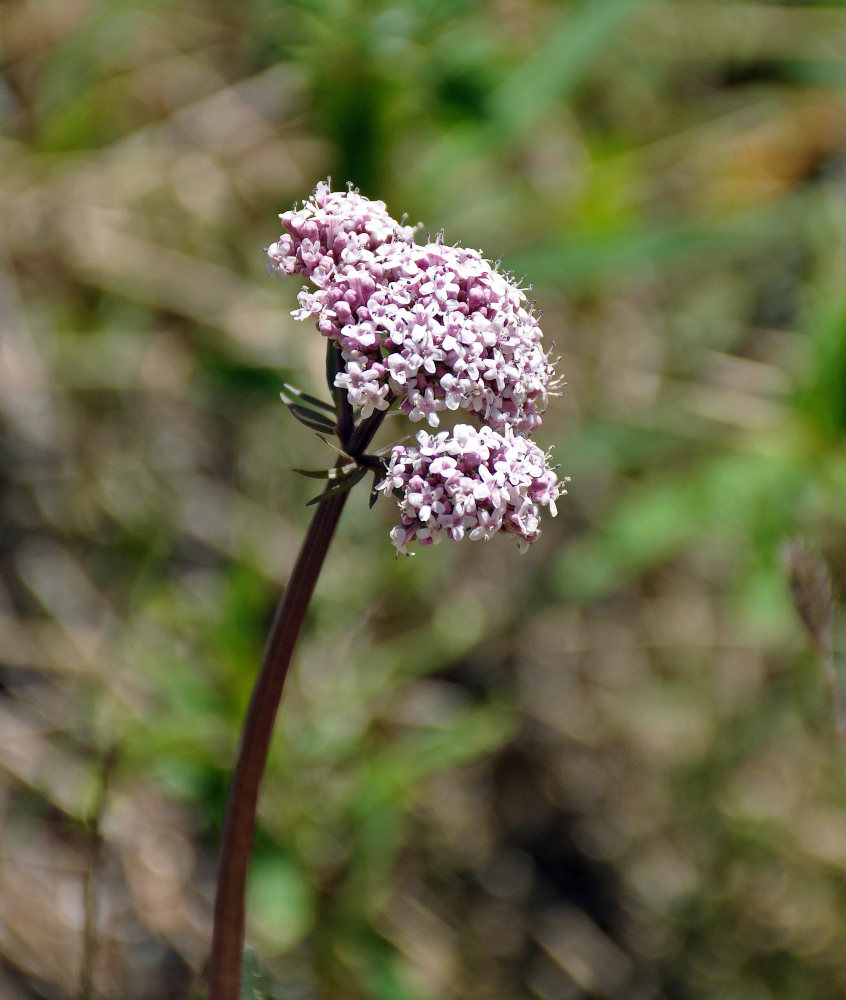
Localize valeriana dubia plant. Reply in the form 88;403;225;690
209;182;565;999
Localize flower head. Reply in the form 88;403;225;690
270;182;565;552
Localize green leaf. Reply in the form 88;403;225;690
326;341;342;403
280;391;337;434
369;468;385;508
294;464;357;480
306;465;368;505
281;382;336;413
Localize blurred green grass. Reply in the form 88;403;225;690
3;1;846;998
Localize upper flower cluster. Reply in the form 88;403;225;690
269;182;565;552
269;183;556;434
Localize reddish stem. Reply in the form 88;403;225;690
209;409;386;1000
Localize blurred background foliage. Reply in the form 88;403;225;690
3;0;846;997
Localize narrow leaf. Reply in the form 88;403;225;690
294;464;357;480
326;341;342;404
315;434;354;459
306;466;367;506
282;383;335;414
369;469;385;509
280;393;337;434
288;405;337;433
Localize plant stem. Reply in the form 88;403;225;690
209;490;348;1000
209;408;387;1000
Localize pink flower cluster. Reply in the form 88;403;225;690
268;182;556;433
269;182;565;552
379;425;561;554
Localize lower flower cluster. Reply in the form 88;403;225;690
379;425;564;554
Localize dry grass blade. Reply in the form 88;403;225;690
783;539;836;655
783;539;842;738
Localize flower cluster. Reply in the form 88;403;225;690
269;182;565;552
379;425;561;554
269;183;556;433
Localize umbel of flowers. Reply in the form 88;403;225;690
268;181;565;553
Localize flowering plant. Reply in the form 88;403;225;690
210;183;565;999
